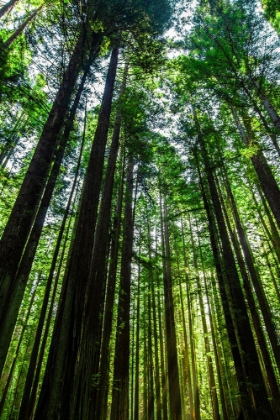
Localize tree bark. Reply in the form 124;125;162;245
0;0;19;18
197;132;275;418
217;172;280;418
232;107;280;230
34;46;118;420
110;155;134;420
18;118;84;420
0;31;103;374
160;194;182;420
3;5;44;50
180;221;194;420
0;64;90;376
94;158;125;420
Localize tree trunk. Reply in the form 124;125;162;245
0;31;103;374
0;66;89;376
222;169;280;375
196;148;250;418
232;107;280;230
0;0;19;18
193;223;220;420
0;276;38;418
94;158;125;420
3;5;44;50
79;64;128;419
34;45;117;420
110;155;134;420
134;264;141;420
197;132;275;418
18;125;84;420
217;172;280;418
180;221;194;420
148;219;162;420
0;110;25;168
259;91;280;131
160;194;182;420
68;46;120;420
156;245;168;420
253;184;280;265
204;276;229;420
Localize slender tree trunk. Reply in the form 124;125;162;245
148;220;162;420
134;264;141;420
160;194;182;420
180;221;194;420
185;216;201;420
0;111;25;167
94;159;125;420
156;243;168;420
28;215;74;420
252;184;280;264
204;276;229;420
147;288;155;420
0;276;38;418
110;155;134;420
210;270;240;418
192;223;220;420
187;275;201;420
0;0;19;18
3;5;44;50
143;317;149;419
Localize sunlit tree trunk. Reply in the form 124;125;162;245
0;0;19;18
3;5;44;50
0;110;25;168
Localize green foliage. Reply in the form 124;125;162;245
1;1;280;419
261;0;280;31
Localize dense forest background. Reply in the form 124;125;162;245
0;0;280;419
